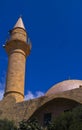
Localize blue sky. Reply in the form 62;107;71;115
0;0;82;99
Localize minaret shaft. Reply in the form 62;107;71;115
4;17;31;102
5;48;26;100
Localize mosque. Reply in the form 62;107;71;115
0;17;82;126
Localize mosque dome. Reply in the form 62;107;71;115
45;80;82;96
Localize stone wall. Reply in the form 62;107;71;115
0;88;82;126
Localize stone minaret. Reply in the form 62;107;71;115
4;17;31;102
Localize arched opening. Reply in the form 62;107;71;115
30;98;80;126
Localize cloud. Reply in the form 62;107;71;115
0;81;5;100
25;91;44;100
0;89;4;100
36;91;44;97
0;71;6;89
0;72;45;101
25;91;35;100
0;90;44;101
0;71;6;100
0;89;44;101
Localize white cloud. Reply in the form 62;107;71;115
0;82;4;100
0;88;45;101
0;89;44;101
0;71;6;100
0;72;45;101
25;91;44;100
0;89;4;100
36;91;44;97
25;91;35;100
0;71;6;89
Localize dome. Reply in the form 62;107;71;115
45;80;82;96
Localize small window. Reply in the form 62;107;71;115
43;113;52;126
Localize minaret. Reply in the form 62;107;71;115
4;17;31;102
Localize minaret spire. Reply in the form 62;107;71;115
13;17;25;30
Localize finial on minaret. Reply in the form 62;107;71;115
13;17;25;30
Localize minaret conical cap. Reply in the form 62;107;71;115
13;17;25;30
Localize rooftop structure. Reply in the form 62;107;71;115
14;17;25;30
